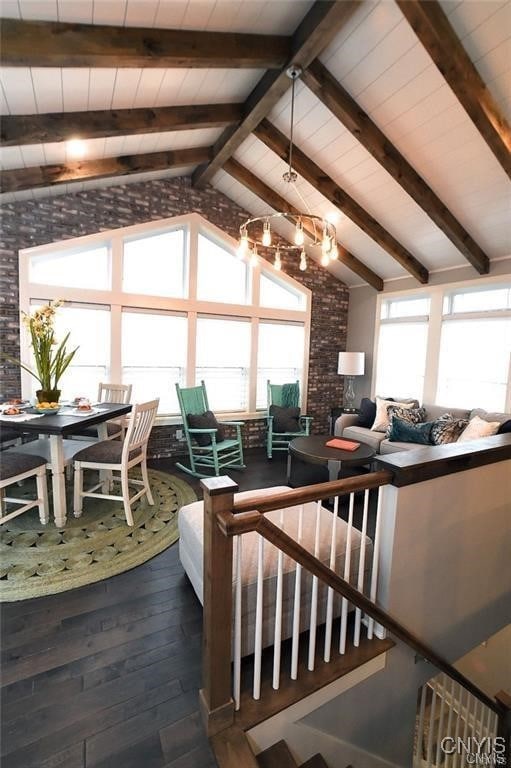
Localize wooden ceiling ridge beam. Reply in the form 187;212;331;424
302;59;490;274
0;146;212;193
1;103;244;147
192;1;362;188
396;0;511;179
224;157;384;291
0;19;291;69
253;119;429;284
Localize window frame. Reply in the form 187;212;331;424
18;213;312;421
372;276;511;412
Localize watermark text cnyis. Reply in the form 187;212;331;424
440;737;507;765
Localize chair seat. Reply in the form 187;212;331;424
0;452;47;481
73;440;140;464
68;422;122;439
195;438;240;452
0;426;22;444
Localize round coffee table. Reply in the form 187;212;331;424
287;435;376;484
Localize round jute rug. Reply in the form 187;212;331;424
0;469;196;602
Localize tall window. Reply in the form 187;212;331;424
374;297;430;400
437;287;511;410
19;214;311;417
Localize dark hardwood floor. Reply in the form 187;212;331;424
0;450;291;768
1;448;377;768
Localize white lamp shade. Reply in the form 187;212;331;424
337;351;365;376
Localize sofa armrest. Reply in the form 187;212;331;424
334;413;359;437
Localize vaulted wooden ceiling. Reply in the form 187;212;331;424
1;0;510;290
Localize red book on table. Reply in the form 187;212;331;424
325;438;360;451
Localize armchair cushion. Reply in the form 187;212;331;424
269;404;301;433
188;411;225;446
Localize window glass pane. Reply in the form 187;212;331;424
257;323;305;408
29;246;110;290
28;303;111;401
197;234;248;304
260;273;305;310
196;317;250;411
447;287;511;314
123;230;186;297
375;322;428;400
122;311;187;414
382;297;430;319
436;318;511;410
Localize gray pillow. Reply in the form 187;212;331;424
269;404;301;433
187;411;225;446
470;408;510;425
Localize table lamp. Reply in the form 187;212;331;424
337;352;365;412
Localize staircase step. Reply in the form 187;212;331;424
300;755;330;768
257;739;298;768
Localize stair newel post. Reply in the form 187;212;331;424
495;691;511;762
199;476;239;736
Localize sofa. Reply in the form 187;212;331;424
334;403;511;456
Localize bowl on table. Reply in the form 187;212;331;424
34;401;61;414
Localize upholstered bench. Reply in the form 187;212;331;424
178;486;373;657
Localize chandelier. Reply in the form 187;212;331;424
237;66;338;272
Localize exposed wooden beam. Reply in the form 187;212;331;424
224;158;384;291
254;119;429;284
192;1;361;188
0;146;212;193
1;103;243;147
303;60;490;274
397;0;511;179
0;19;291;69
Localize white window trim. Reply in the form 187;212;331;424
372;274;511;411
19;213;312;418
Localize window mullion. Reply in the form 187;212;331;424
423;292;443;404
249;318;259;413
187;312;197;388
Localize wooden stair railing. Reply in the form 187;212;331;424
199;473;507;747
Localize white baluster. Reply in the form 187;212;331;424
484;703;492;739
445;676;456;767
290;504;303;680
426;680;438;767
272;508;284;690
461;689;470;767
491;711;499;738
307;500;322;671
415;682;427;768
435;674;447;766
339;492;354;654
453;684;464;768
354;489;369;646
253;534;264;700
233;535;242;710
367;486;383;640
324;495;339;662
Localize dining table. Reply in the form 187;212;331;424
1;402;132;527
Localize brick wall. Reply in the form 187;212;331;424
0;177;349;456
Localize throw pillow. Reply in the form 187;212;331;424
371;397;419;432
458;415;500;443
430;413;469;445
469;408;510;425
498;419;511;434
357;398;377;428
269;404;301;433
388;416;434;445
385;406;426;437
187;411;225;446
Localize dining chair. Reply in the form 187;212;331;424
72;399;159;526
266;380;313;458
0;453;49;525
69;382;133;441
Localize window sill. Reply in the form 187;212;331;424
155;412;267;427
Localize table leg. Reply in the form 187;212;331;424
286;451;292;485
49;435;67;528
97;423;112;492
327;459;341;483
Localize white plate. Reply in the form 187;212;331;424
69;407;100;416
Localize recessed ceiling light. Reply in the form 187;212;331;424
66;139;86;159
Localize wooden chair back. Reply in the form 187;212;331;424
97;382;132;404
122;399;159;461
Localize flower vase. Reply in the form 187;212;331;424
36;389;61;404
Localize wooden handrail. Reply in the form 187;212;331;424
232;470;393;515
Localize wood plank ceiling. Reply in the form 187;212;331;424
0;0;510;289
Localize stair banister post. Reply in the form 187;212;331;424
200;475;239;736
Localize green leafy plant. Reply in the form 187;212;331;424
5;300;79;391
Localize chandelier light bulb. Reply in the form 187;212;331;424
330;243;339;260
274;248;282;271
321;251;330;267
237;229;249;258
262;219;272;247
294;220;305;246
299;250;307;271
250;246;258;268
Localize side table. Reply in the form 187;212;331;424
329;407;360;435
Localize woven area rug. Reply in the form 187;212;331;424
0;468;196;602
